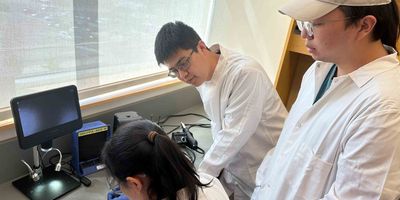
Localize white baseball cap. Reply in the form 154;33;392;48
279;0;392;21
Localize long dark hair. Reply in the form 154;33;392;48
339;1;399;50
102;119;209;200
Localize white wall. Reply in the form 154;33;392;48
207;0;291;83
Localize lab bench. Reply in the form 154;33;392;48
0;104;212;200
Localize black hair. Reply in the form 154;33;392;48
339;1;399;50
154;21;201;65
102;119;209;200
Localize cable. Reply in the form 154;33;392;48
193;146;205;155
182;146;197;163
49;153;75;176
162;123;211;135
38;148;92;187
40;147;63;171
162;125;181;135
37;146;46;170
157;112;211;136
158;113;211;125
187;123;211;129
49;153;92;187
49;153;71;166
159;124;181;128
20;160;40;181
157;113;210;164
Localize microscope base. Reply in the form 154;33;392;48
12;166;81;200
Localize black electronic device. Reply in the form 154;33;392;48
10;85;83;149
72;121;111;177
181;122;198;149
113;111;143;132
171;122;198;150
10;85;82;200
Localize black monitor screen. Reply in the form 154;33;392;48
79;130;107;161
11;85;82;149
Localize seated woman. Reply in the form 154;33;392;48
102;119;229;200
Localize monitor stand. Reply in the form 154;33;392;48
12;166;81;200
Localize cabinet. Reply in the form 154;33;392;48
274;20;313;111
274;20;400;111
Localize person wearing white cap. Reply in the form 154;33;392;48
252;0;400;199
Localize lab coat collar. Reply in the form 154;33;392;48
313;61;335;100
315;46;399;90
209;44;220;54
347;46;399;88
206;44;226;84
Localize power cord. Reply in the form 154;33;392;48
176;143;206;164
182;146;197;163
157;113;211;125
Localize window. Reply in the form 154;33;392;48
0;0;214;120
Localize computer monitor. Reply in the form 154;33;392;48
10;85;83;149
10;85;83;200
79;129;108;161
72;121;110;176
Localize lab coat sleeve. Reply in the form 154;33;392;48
322;106;400;200
198;67;275;177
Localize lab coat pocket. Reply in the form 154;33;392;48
291;144;333;199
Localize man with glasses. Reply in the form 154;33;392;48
252;0;400;199
154;21;288;199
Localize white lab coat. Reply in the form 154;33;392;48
175;172;229;200
197;44;288;199
252;46;400;200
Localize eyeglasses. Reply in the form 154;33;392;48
167;49;195;78
107;176;123;195
296;17;357;37
106;174;147;192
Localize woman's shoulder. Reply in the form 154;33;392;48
175;173;230;199
198;172;215;182
197;172;230;200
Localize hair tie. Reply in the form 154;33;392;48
147;131;158;144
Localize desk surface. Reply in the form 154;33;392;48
0;104;211;200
